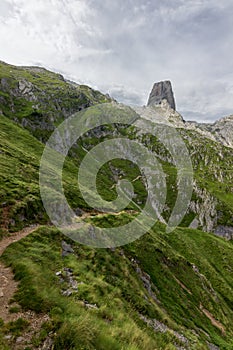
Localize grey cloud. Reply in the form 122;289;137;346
0;0;233;122
108;85;145;106
0;0;17;20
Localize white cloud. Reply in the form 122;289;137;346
0;0;233;122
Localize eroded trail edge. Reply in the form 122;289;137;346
0;225;40;322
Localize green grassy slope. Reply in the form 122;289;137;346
0;61;233;349
1;60;232;232
0;115;91;236
1;222;233;349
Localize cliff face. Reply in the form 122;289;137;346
147;80;176;110
135;81;233;239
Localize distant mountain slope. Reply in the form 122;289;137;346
187;115;233;149
0;60;112;142
132;105;233;237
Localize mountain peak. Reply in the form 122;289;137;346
147;80;176;110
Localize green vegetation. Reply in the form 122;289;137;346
1;223;233;349
0;61;111;142
0;115;88;235
0;61;233;349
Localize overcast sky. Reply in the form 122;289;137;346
1;0;233;122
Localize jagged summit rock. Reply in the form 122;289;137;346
147;80;176;110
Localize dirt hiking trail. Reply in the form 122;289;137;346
0;225;40;322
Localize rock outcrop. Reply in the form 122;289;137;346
214;226;233;240
145;81;233;150
147;80;176;110
189;115;233;149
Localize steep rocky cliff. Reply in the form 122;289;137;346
147;80;176;110
145;80;233;149
134;107;233;238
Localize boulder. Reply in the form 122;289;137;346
61;241;74;257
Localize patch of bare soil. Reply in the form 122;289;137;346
0;225;40;322
0;225;53;349
200;303;225;335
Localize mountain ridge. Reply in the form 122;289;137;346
1;60;232;148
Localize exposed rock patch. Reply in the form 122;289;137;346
130;257;160;303
140;315;189;349
56;267;79;296
61;240;74;257
214;225;233;240
207;342;220;350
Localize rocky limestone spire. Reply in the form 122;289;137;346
147;80;176;110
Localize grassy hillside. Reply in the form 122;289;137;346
0;61;233;349
0;125;232;349
0;61;111;141
1;222;233;349
1;60;232;233
0;115;92;236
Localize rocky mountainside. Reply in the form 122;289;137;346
144;79;233;137
145;80;233;149
0;61;233;350
187;115;233;149
0;61;112;142
134;82;233;239
0;62;232;236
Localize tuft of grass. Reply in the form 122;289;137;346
4;318;30;336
